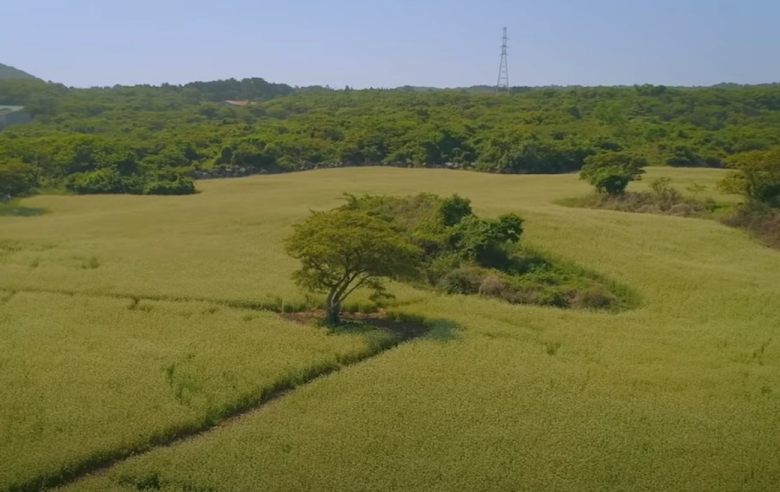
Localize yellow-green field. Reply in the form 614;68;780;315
0;292;399;491
2;167;779;492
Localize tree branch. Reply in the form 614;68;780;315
334;273;372;306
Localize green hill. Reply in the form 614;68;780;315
0;63;37;80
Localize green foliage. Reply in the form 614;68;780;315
685;182;708;199
719;149;780;208
438;261;624;310
0;159;37;198
4;80;780;197
718;149;780;247
475;136;590;174
438;194;473;226
142;174;196;196
650;176;674;196
338;193;523;280
334;192;628;309
447;213;524;267
284;209;421;324
566;176;718;218
580;152;647;195
67;168;136;194
665;145;722;167
439;267;484;295
648;176;686;206
65;168;195;196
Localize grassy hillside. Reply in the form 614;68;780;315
0;63;36;80
2;167;779;491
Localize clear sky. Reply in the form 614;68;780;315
2;0;779;88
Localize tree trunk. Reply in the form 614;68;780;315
324;287;340;325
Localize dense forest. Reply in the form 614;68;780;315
1;76;780;196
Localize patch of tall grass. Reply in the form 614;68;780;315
0;291;396;492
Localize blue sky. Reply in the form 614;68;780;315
2;0;778;88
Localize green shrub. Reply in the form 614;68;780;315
665;145;724;167
478;274;508;298
504;284;568;308
447;213;524;268
67;169;196;196
336;193;631;311
142;175;196;195
340;193;523;277
0;159;37;198
438;194;473;226
571;286;618;310
67;169;141;194
564;178;716;218
475;137;592;174
425;253;463;285
439;268;484;295
580;152;647;195
719;149;780;208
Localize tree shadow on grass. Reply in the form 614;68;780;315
0;205;50;217
422;318;463;342
283;311;463;343
341;316;462;342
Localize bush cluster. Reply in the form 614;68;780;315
0;159;37;199
66;169;195;195
570;176;720;218
341;193;631;310
580;152;647;195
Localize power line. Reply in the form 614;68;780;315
497;27;510;92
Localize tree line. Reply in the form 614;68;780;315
1;77;780;197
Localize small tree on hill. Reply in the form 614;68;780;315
580;152;647;195
284;209;420;325
719;149;780;209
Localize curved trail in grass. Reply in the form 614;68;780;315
0;286;301;314
0;286;426;315
15;311;430;492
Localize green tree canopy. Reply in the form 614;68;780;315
339;193;524;280
719;149;780;208
0;160;37;199
284;209;421;324
4;79;780;196
580;152;647;195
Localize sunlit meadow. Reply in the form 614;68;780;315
1;167;778;491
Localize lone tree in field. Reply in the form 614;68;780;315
284;209;420;325
580;152;647;195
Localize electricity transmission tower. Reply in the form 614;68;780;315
496;27;510;92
